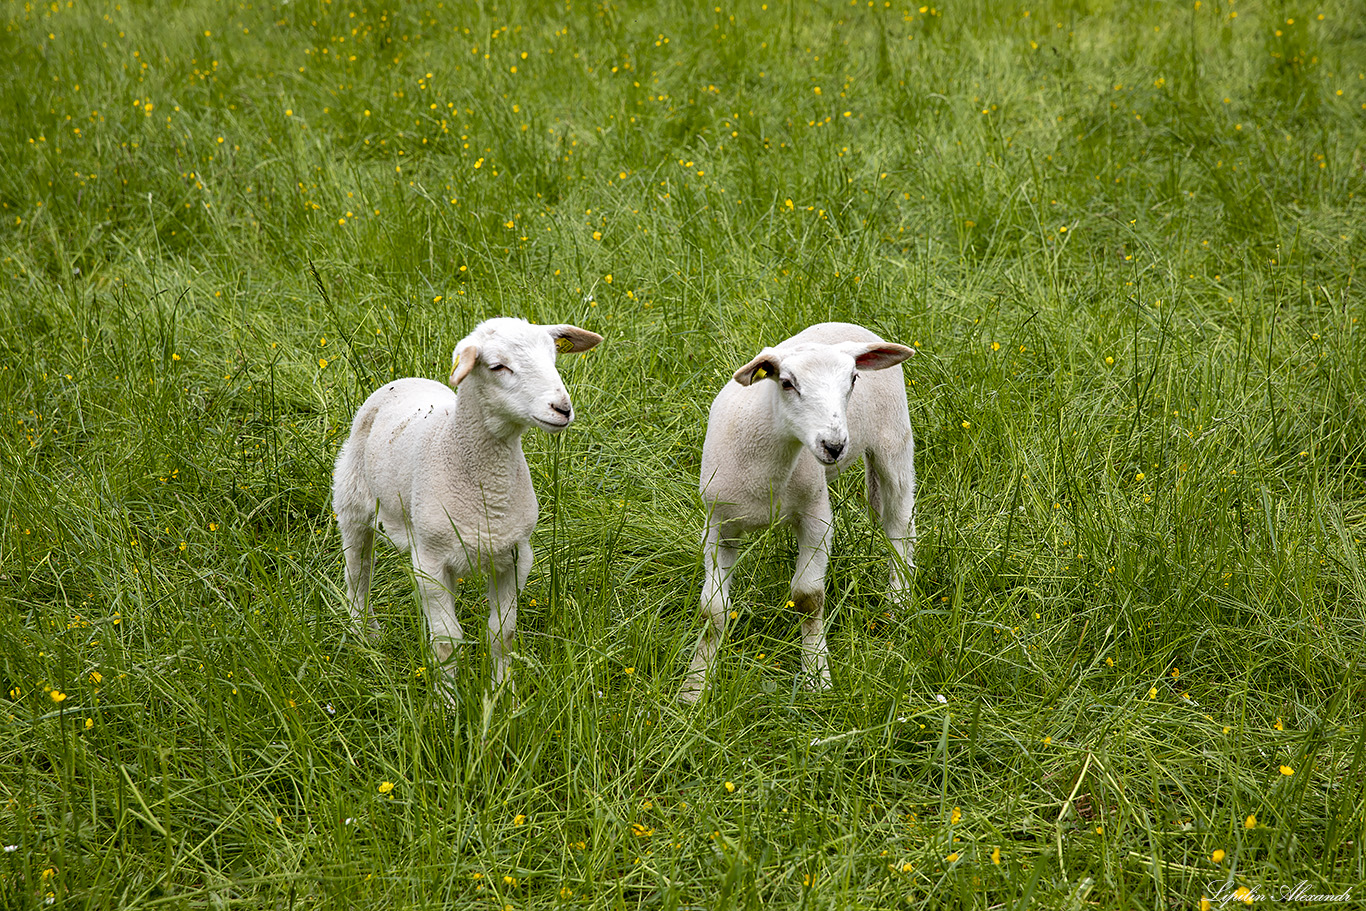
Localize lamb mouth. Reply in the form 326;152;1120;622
537;415;573;431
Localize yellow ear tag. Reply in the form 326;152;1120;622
452;354;460;368
752;367;767;380
556;337;574;353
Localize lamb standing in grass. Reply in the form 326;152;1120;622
332;317;602;697
681;322;916;703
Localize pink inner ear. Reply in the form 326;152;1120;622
450;344;478;386
551;325;604;353
854;345;914;371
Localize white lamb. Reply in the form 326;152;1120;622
332;317;602;697
681;322;916;703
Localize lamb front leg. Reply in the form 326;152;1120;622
413;550;464;705
486;540;530;693
792;500;834;692
681;519;739;703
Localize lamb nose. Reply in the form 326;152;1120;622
822;440;845;460
550;401;571;417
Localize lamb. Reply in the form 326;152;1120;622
332;317;602;698
681;322;916;703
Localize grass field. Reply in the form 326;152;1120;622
2;0;1365;906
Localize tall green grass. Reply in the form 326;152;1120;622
1;0;1363;906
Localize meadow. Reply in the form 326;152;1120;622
1;0;1364;906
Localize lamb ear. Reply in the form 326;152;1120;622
733;349;781;386
549;325;603;354
849;342;915;371
449;343;479;387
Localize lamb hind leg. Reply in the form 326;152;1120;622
868;449;916;599
339;517;379;636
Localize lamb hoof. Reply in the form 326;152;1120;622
351;622;382;645
798;672;833;693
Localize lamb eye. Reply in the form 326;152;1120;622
780;378;796;392
489;364;511;374
851;373;859;388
